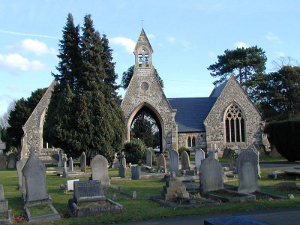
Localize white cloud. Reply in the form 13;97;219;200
234;42;247;48
6;39;57;56
166;37;176;44
110;37;136;54
0;29;59;39
275;52;285;58
147;34;155;39
0;53;46;72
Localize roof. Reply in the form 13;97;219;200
209;79;228;98
168;97;217;133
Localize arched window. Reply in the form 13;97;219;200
225;104;245;143
187;136;191;147
192;137;196;147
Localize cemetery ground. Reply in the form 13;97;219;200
1;157;300;224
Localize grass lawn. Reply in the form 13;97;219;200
219;156;296;164
1;166;300;224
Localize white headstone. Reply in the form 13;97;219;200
66;179;79;191
195;149;205;169
91;155;110;185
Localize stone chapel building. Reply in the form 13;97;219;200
20;29;267;159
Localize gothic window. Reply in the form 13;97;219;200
192;137;196;147
187;136;191;147
187;136;196;148
145;54;149;66
225;104;246;143
138;54;143;66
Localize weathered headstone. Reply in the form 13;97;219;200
157;154;166;168
91;155;110;185
238;145;242;155
119;164;126;178
180;151;190;170
161;172;189;201
112;153;120;169
237;146;260;193
118;152;126;167
0;155;6;171
80;152;86;173
22;147;49;205
0;184;13;224
169;150;179;175
58;150;63;167
247;145;261;178
69;157;73;172
16;158;28;190
74;180;106;203
63;156;68;178
195;149;205;169
7;153;17;169
146;150;152;167
199;157;224;192
131;165;141;180
208;144;219;160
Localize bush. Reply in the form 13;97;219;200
123;139;145;164
264;120;300;162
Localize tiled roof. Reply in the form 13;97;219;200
168;97;217;133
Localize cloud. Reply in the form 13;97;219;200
209;52;216;58
110;37;136;54
0;29;59;39
6;39;57;56
266;32;282;44
235;42;248;48
8;84;19;92
275;52;285;58
147;34;155;39
0;53;46;73
166;37;176;44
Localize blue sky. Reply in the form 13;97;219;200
0;0;299;117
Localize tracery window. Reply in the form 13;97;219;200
225;104;246;143
187;136;196;148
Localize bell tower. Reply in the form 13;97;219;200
134;29;153;68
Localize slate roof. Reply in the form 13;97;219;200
168;97;218;133
209;79;228;98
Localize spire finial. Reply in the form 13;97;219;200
140;19;145;28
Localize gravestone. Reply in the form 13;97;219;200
112;153;120;169
146;150;152;167
169;150;179;175
237;146;260;193
80;152;86;173
131;165;141;180
7;153;17;169
247;145;261;178
119;164;126;178
58;150;63;167
74;180;106;203
0;155;6;171
66;179;79;191
16;158;28;190
157;154;166;168
208;144;219;160
238;145;242;155
91;155;110;185
199;157;224;192
195;149;205;169
180;151;190;170
0;184;13;224
63;156;68;178
69;157;73;171
118;152;126;167
161;172;189;201
22;147;49;205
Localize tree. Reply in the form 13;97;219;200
121;65;163;89
256;66;300;121
207;46;267;94
44;14;126;163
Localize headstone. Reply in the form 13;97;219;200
238;145;242;155
112;153;120;169
169;150;179;175
157;154;166;169
180;151;190;170
16;158;28;190
80;152;86;173
7;153;17;169
69;157;73;171
58;150;63;167
247;145;261;178
0;184;13;224
91;155;110;185
119;164;126;178
161;172;189;201
131;165;141;180
208;144;219;160
118;152;126;167
66;179;80;191
199;157;224;192
73;180;106;203
63;157;68;178
237;146;260;193
0;155;6;171
22;147;49;204
270;148;280;158
146;150;152;167
195;149;205;169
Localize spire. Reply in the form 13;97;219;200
134;29;153;68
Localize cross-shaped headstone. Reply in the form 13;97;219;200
208;144;219;160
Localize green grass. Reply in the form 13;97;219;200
1;167;300;224
219;156;296;164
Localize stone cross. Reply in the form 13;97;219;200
58;150;63;167
80;152;86;173
208;144;219;160
118;152;126;167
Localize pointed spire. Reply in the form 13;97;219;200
134;29;153;68
134;29;153;53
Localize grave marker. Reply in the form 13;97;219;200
131;165;141;180
195;149;205;169
180;151;190;170
169;150;179;175
80;152;86;173
146;150;152;167
91;155;110;185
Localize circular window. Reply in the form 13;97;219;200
141;82;149;91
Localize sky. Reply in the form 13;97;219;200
0;0;300;117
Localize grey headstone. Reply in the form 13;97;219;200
22;147;49;203
80;152;86;173
131;165;141;180
237;146;260;193
238;145;242;155
169;150;179;175
157;154;166;169
247;145;261;178
146;150;152;167
180;151;190;170
119;164;126;178
199;157;224;192
58;150;63;167
63;157;68;178
112;153;120;169
17;158;28;190
0;184;8;212
118;152;126;167
7;153;17;169
73;180;105;203
208;144;219;160
0;155;6;170
69;157;73;171
91;155;110;185
195;149;205;169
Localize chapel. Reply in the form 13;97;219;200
20;29;268;159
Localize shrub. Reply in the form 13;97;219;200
264;120;300;162
123;139;145;164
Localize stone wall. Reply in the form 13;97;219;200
204;75;265;153
178;132;206;151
